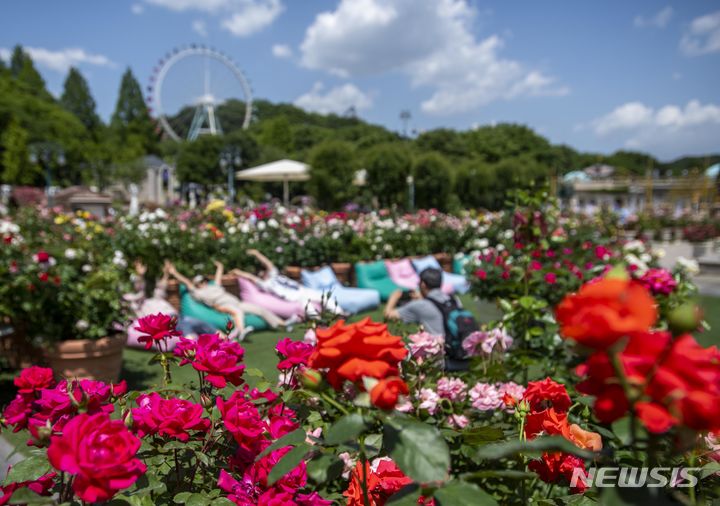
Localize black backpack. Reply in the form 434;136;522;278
427;296;479;361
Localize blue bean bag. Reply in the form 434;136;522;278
302;266;380;314
179;284;268;332
412;255;470;295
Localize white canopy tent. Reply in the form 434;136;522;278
235;159;309;205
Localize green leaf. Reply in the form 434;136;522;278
267;443;309;486
462;469;536;481
245;368;264;377
174;492;192;504
306;453;344;484
461;426;504;445
255;427;306;461
210;498;235;506
185;493;210;506
7;488;53;505
384;418;450;483
324;413;367;445
4;456;51;486
475;436;594;461
434;480;497;506
387;484;421;505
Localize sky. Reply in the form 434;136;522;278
1;0;719;161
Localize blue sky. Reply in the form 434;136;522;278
1;0;719;161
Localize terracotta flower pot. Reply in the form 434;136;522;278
284;266;302;281
46;333;127;383
331;262;353;285
433;253;453;273
166;278;181;312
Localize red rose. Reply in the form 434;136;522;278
47;413;146;502
14;366;55;395
132;393;210;441
344;459;435;506
523;378;572;412
134;313;181;350
528;452;587;494
370;377;409;410
556;277;657;349
35;251;50;263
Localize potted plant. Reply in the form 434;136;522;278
4;210;130;382
683;223;718;258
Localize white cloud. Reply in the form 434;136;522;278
634;6;673;28
0;46;116;73
272;44;292;59
131;3;144;14
590;100;720;158
299;0;566;114
222;0;283;37
294;82;372;115
144;0;283;37
680;10;720;55
192;19;208;37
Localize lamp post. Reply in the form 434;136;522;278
219;147;242;203
29;143;65;207
407;174;415;211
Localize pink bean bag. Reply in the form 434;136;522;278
386;258;455;294
238;277;306;319
385;259;420;290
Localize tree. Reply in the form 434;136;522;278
454;159;498;209
176;135;225;185
416;128;469;160
465;123;552;164
307;140;357;209
1;117;38;185
61;67;102;135
110;68;157;154
9;46;51;99
258;116;293;153
413;152;452;211
364;143;412;208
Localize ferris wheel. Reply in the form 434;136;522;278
146;44;253;141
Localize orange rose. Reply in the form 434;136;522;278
309;318;408;390
568;424;602;451
370;377;409;410
556;276;657;349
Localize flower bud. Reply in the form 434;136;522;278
200;393;214;409
300;368;323;391
668;302;702;336
123;409;134;429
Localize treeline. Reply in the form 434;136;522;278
0;44;717;210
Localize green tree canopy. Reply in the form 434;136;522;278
61;67;102;135
176;135;225;186
364;143;412;208
413;152;452;211
110;68;157;153
307;140;357;209
1;117;38;185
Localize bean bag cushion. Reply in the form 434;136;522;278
179;284;268;332
412;255;470;295
453;254;472;275
302;266;380;314
385;259;420;290
238;278;305;319
354;261;403;302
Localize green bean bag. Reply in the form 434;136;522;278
179;284;268;332
354;260;403;302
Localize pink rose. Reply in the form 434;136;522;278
275;338;313;370
407;332;444;363
47;413;146;502
544;272;557;284
14;366;55;395
469;382;504;411
132;392;210;441
447;414;470;428
437;377;468;402
176;333;245;388
217;391;267;449
134;313;181;350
